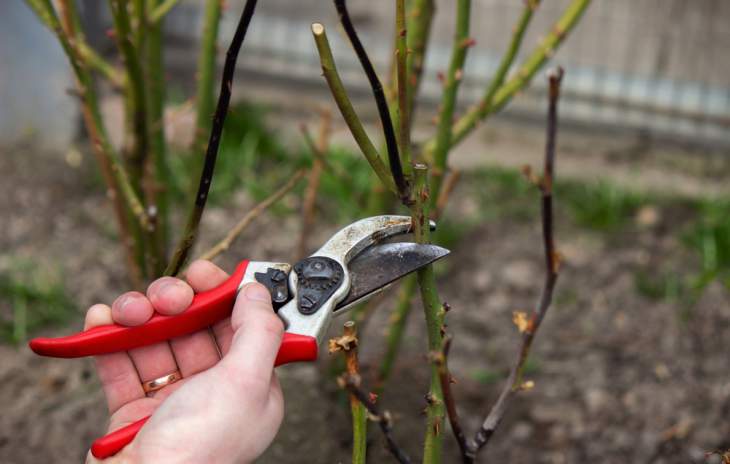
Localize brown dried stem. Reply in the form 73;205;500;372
330;321;367;464
433;335;470;462
29;0;146;286
469;67;564;457
338;373;412;464
197;169;306;262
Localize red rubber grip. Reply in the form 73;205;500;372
91;417;148;459
90;333;318;459
28;261;250;358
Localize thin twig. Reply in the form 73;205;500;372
197;169;306;262
469;67;564;457
421;0;590;158
77;41;124;88
451;0;538;155
339;373;412;464
334;0;409;204
149;0;182;24
433;335;470;463
166;0;259;276
329;322;367;464
29;0;145;286
297;110;331;258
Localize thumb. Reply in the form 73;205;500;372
220;283;284;385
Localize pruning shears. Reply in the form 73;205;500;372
29;215;449;459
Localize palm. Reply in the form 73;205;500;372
84;261;234;434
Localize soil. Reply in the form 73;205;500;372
1;134;729;464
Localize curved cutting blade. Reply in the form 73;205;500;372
334;242;449;313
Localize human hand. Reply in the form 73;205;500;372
85;260;285;463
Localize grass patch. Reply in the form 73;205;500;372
469;166;647;232
169;101;307;208
682;199;730;289
557;181;646;231
0;259;75;344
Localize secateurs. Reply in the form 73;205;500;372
29;215;449;459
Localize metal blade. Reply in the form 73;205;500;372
334;242;450;313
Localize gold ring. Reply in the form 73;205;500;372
142;370;182;394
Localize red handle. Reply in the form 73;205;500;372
29;261;251;357
90;332;318;459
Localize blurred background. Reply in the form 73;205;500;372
1;1;729;463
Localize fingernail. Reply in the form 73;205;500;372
156;280;178;298
118;295;133;311
243;283;271;303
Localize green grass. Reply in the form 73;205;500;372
682;199;730;289
169;101;307;207
0;259;76;344
556;181;646;231
469;166;647;231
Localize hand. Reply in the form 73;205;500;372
85;260;285;463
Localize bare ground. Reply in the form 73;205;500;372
1;135;729;464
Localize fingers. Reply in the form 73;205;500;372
221;283;284;386
110;289;178;384
111;292;153;326
185;259;229;291
185;260;235;356
146;268;219;376
85;304;144;413
146;277;193;316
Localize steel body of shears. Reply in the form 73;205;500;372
29;215;449;459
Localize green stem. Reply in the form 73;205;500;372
149;0;181;23
78;42;124;87
430;0;471;206
109;0;150;190
411;164;445;464
423;0;590;158
342;321;368;464
132;0;146;49
26;0;148;286
110;0;159;275
145;0;170;272
310;23;397;194
395;0;411;174
405;0;435;119
193;0;223;156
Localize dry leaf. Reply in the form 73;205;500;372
513;311;530;333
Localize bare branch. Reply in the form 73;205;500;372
330;321;367;464
433;335;471;463
470;67;564;456
166;0;259;275
334;0;410;204
197;169;306;262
